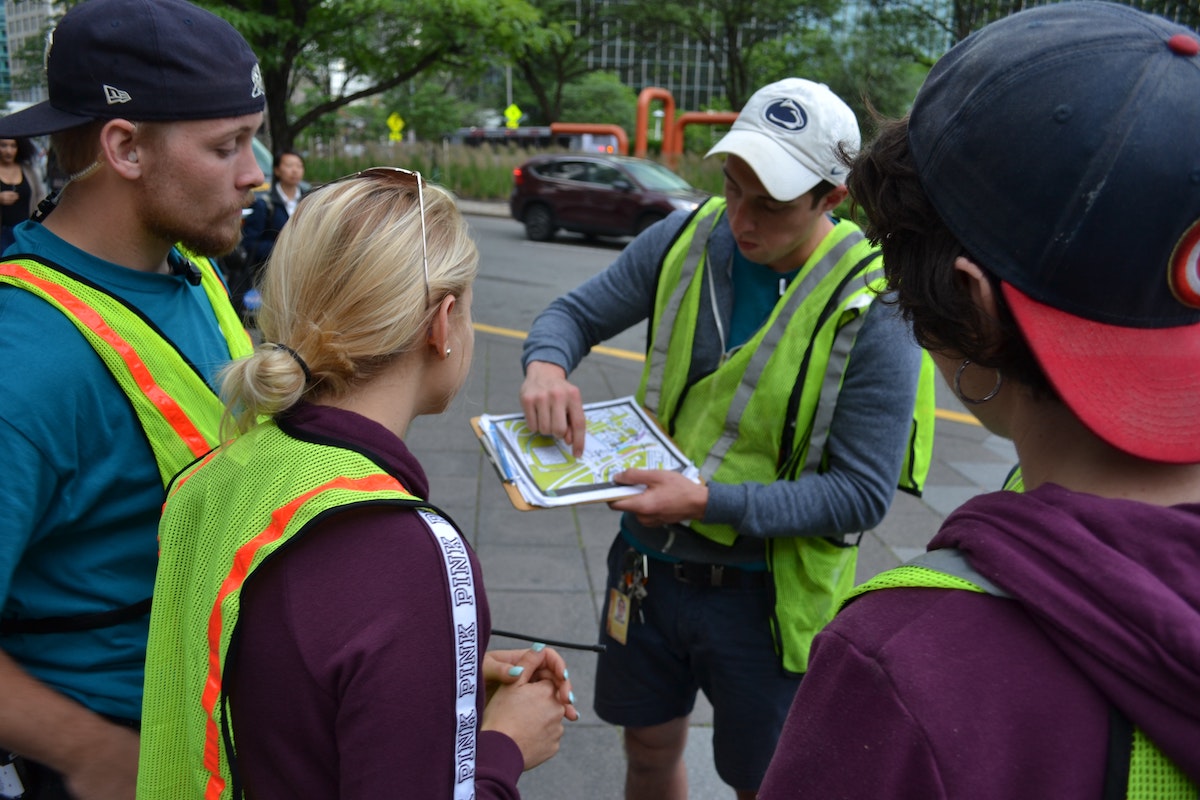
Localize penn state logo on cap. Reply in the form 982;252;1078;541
1169;219;1200;308
763;97;809;133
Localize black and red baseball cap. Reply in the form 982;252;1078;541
909;1;1200;463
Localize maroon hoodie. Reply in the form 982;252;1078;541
225;403;525;799
760;483;1200;798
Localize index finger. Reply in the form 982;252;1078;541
564;395;587;457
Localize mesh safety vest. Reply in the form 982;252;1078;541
0;250;252;486
848;549;1195;800
138;422;481;800
636;197;936;673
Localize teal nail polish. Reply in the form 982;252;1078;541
507;665;524;677
563;668;570;679
569;691;576;704
532;642;546;652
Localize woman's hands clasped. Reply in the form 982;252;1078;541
481;645;579;770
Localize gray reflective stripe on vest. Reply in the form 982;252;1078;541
643;208;722;413
801;262;882;476
700;230;865;479
417;508;480;799
908;548;1012;598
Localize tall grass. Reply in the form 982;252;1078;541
302;142;728;201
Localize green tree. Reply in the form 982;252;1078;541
509;0;599;123
197;0;542;152
388;78;476;142
557;72;638;131
607;0;842;111
867;0;1196;45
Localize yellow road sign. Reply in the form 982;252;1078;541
387;112;405;141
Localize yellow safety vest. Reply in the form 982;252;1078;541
636;197;936;673
139;422;481;800
0;250;252;485
848;549;1194;800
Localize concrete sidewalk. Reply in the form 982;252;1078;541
405;203;1018;799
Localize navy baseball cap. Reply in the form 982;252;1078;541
909;1;1200;463
0;0;265;138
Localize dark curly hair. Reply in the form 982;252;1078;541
846;116;1051;396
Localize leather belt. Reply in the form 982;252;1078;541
670;560;770;589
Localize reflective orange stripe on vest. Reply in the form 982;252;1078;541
199;472;408;800
0;262;212;458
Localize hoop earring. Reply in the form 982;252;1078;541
954;359;1003;405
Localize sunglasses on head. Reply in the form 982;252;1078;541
319;166;429;306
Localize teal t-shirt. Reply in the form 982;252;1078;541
0;221;233;719
729;248;801;349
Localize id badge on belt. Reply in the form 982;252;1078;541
606;550;648;646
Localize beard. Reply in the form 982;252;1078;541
136;184;251;258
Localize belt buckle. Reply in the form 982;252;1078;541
673;562;725;587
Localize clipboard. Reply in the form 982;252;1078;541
470;415;539;511
469;397;699;512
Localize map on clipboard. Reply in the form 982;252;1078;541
471;396;699;510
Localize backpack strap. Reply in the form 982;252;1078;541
858;548;1195;800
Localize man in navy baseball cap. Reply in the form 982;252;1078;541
0;0;264;138
0;1;265;797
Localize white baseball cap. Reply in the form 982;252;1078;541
706;78;861;202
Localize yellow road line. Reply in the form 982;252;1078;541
473;321;982;426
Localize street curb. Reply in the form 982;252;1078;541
457;198;511;218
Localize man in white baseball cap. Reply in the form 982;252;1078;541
706;77;860;204
518;77;934;798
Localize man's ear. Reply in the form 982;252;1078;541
99;119;141;179
821;185;849;212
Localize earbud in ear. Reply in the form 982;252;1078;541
127;152;138;163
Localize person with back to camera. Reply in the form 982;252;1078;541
137;168;579;800
759;3;1200;797
519;76;935;799
0;136;48;252
0;0;264;797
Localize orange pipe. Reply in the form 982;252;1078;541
666;111;740;168
549;122;629;156
634;87;676;158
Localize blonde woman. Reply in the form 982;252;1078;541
139;168;577;800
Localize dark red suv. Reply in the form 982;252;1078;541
510;154;710;242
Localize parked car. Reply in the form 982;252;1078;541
510;153;710;242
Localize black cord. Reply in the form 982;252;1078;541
491;628;606;653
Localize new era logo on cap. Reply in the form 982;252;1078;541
104;85;132;105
